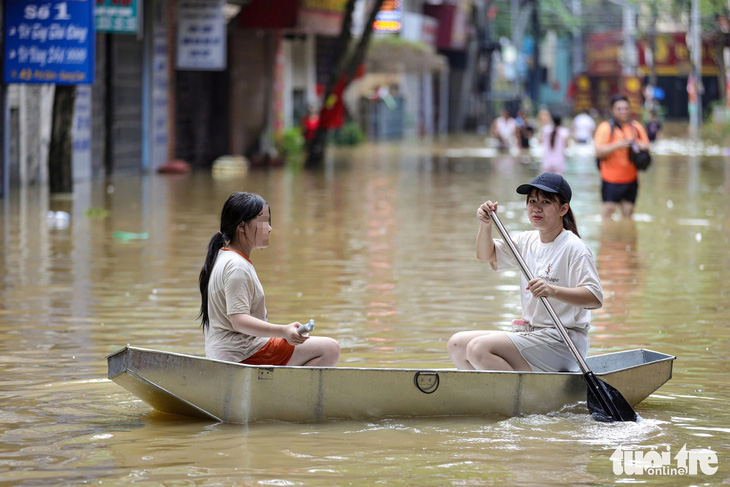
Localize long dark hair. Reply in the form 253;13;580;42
198;192;268;329
549;113;562;149
529;189;580;238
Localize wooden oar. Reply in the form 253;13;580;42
487;209;637;422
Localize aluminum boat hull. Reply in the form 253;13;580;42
107;346;675;423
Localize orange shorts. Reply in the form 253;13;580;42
241;338;295;366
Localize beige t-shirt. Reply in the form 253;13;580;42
204;249;269;362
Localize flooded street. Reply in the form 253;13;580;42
1;136;728;485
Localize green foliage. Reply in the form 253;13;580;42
280;127;306;168
368;35;433;55
491;0;591;39
702;0;728;17
700;102;730;144
540;0;583;33
366;36;443;72
331;122;366;146
487;0;728;43
84;207;109;218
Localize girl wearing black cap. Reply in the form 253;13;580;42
447;173;603;372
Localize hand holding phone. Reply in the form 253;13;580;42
298;319;315;335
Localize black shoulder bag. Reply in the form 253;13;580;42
628;122;651;171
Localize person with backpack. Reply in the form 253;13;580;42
594;94;651;220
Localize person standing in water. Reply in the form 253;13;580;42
541;112;571;175
594;94;651;220
199;192;340;366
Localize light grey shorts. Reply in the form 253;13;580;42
506;325;589;372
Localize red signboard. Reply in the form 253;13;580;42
423;3;467;50
637;33;718;76
239;0;300;28
572;74;593;114
586;31;623;77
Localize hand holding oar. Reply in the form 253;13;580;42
486;207;637;422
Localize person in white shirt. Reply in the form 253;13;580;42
490;109;520;155
447;173;603;372
572;109;596;144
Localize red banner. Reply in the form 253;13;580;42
586;31;622;77
637;33;718;76
572;74;593;114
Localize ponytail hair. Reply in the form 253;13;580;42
562;206;580;238
550;113;562;149
199;192;268;329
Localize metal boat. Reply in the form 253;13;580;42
107;346;675;423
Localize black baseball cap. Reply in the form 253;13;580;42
516;173;572;203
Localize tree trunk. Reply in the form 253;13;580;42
49;85;76;194
306;0;386;168
649;1;658;90
716;34;727;107
305;0;356;168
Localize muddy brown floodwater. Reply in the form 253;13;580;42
1;137;728;485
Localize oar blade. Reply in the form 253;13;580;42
585;373;637;422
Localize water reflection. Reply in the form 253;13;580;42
0;136;728;485
593;219;643;341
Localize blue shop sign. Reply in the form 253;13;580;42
4;0;96;84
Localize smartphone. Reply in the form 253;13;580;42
298;319;315;335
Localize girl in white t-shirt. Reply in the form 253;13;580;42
199;192;340;366
447;173;603;372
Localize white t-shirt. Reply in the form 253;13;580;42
204;249;269;362
572;113;596;142
496;117;518;142
492;229;603;330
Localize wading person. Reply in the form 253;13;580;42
447;173;603;372
541;112;571;175
594;94;651;220
571;109;596;144
199;192;340;366
490;108;520;155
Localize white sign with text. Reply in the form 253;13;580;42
176;0;226;70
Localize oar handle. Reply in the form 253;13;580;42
487;209;591;375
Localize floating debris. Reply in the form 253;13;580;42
113;231;149;241
212;155;248;178
84;208;109;218
47;211;70;230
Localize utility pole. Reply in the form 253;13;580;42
531;0;540;103
621;2;637;76
689;0;702;135
726;2;730;112
571;0;583;75
476;0;498;129
1;1;8;199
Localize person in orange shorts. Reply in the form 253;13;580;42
594;94;651;220
198;192;340;366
